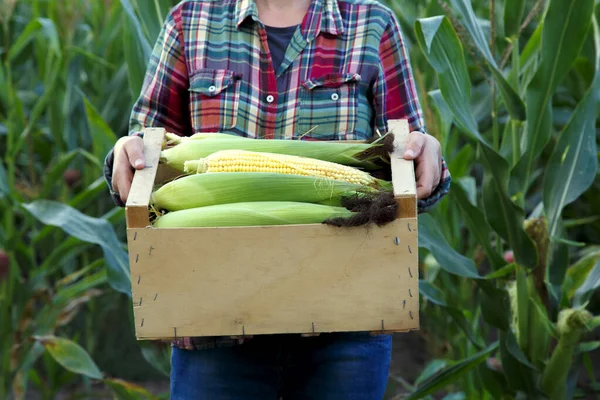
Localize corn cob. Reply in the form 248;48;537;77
183;150;376;186
153;201;354;228
151;172;376;211
161;137;384;172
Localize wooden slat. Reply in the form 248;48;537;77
125;128;165;228
128;218;419;339
388;120;417;219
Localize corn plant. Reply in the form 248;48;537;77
0;0;172;398
381;0;600;398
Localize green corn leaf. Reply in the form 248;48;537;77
38;149;100;199
448;0;495;64
420;280;483;348
450;181;506;270
139;342;171;378
514;0;596;191
477;363;508;399
33;336;103;380
414;360;448;387
449;0;526;120
33;178;111;245
545;14;600;297
574;259;600;306
83;96;118;162
504;0;527;38
564;249;600;302
105;378;159;400
428;90;454;145
419;280;446;306
8;18;61;61
415;16;485;142
12;342;46;399
543;18;600;246
418;214;481;279
505;328;536;370
0;161;7;196
479;144;537;268
499;331;536;393
578;341;600;354
22;200;130;296
132;0;172;42
406;342;499;399
35;266;107;335
478;281;511;331
515;267;530;356
121;0;153;97
485;264;517;280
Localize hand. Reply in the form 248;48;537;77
111;136;145;203
403;132;442;199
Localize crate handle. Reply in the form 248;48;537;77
126;128;166;228
388;120;417;219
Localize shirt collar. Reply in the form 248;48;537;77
236;0;260;28
235;0;344;37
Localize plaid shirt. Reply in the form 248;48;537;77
104;0;451;350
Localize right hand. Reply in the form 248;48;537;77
111;136;145;203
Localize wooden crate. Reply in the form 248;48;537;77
125;119;418;340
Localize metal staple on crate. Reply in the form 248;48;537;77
312;322;315;334
403;300;406;309
409;289;413;298
394;237;399;246
408;267;413;278
381;319;385;334
154;293;158;301
141;318;144;327
409;311;414;320
135;254;139;263
148;246;154;256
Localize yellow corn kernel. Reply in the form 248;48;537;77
184;150;376;186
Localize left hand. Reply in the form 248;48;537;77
403;132;442;199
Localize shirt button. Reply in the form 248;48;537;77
331;93;339;101
208;85;217;93
266;95;275;103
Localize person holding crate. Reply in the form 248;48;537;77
105;0;451;398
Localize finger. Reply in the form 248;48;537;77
404;132;426;160
111;174;119;195
124;137;145;170
415;160;436;199
118;168;134;204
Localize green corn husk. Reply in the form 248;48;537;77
540;307;592;400
160;138;384;172
153;201;355;228
151;172;378;211
164;132;244;146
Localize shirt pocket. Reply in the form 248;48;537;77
189;69;242;132
297;73;360;140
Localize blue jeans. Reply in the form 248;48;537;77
170;332;392;399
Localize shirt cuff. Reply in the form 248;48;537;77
104;132;144;208
417;156;451;213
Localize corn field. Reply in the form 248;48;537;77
1;0;599;399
